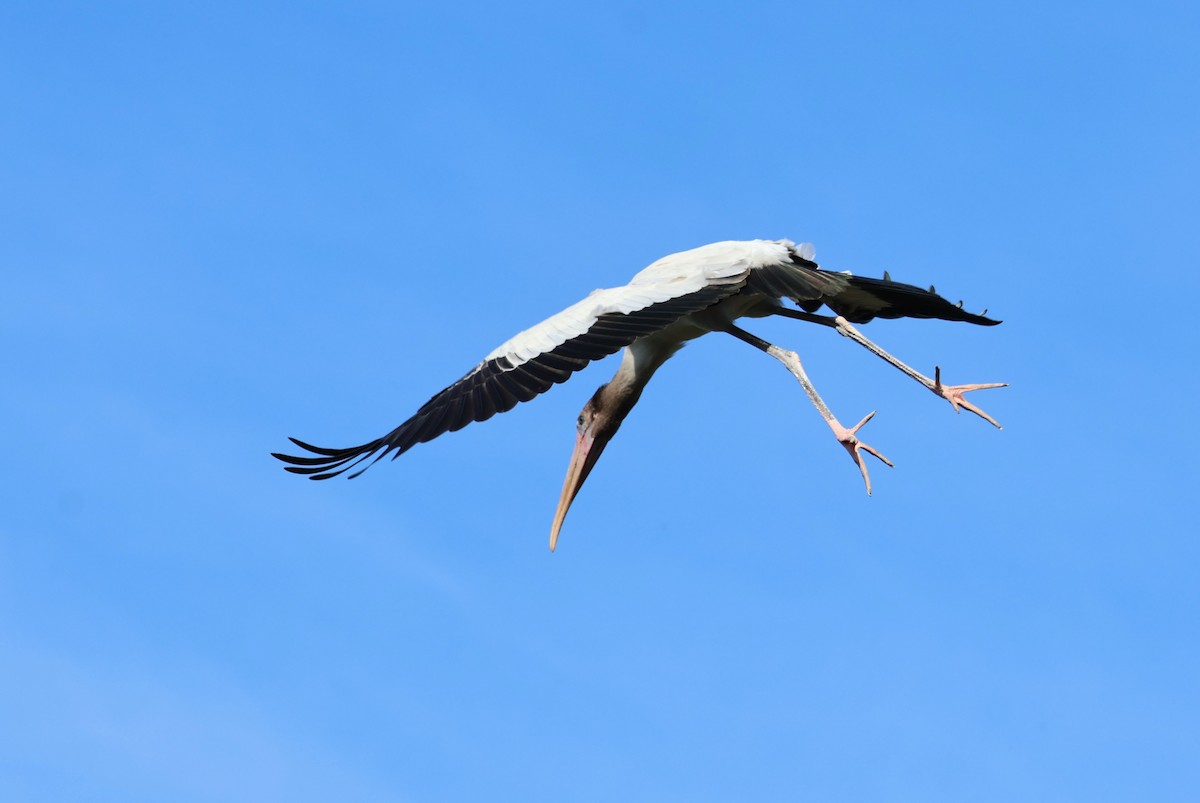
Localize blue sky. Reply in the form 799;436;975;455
2;1;1198;800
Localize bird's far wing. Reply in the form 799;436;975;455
273;273;747;480
747;252;1000;326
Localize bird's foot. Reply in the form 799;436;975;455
830;411;894;496
933;366;1008;429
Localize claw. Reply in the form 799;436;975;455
933;366;1008;429
830;410;894;495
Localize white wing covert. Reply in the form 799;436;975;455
275;250;754;480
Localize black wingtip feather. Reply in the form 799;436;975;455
833;273;1002;327
275;282;747;483
286;436;350;457
273;434;390;480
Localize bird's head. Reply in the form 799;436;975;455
549;381;637;551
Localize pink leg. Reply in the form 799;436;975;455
832;317;1008;429
764;345;894;496
723;323;893;495
827;410;894;496
931;366;1007;428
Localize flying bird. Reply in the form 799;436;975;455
274;239;1005;550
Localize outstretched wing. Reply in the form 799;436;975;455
273;268;749;480
747;249;1001;325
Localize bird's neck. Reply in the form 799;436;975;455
601;339;678;417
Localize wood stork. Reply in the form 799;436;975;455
274;239;1005;550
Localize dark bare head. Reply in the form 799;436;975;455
549;379;642;551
